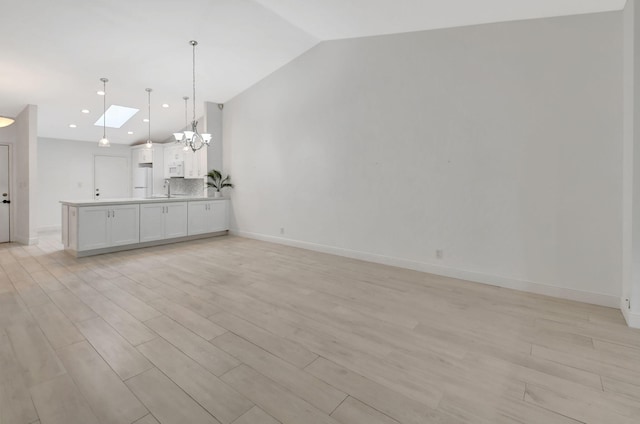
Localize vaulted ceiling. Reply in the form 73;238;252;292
0;0;626;144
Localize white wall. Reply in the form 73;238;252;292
623;0;640;327
15;105;38;245
38;138;131;230
224;12;623;306
205;102;223;174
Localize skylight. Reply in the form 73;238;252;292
94;105;139;128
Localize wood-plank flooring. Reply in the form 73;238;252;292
1;232;639;424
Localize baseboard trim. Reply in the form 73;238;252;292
38;225;61;233
13;235;39;245
621;299;640;328
231;230;620;309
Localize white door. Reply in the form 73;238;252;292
95;156;129;200
0;146;9;242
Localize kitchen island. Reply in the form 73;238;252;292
60;196;229;257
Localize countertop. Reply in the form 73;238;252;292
60;196;227;207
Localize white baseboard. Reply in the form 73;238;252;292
13;235;39;245
621;298;640;328
231;229;620;309
38;225;61;233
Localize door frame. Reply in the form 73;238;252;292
0;144;13;242
93;154;131;201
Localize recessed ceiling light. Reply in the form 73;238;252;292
69;124;77;128
143;118;149;123
162;104;169;108
94;105;139;128
128;131;133;135
97;90;105;96
81;109;90;114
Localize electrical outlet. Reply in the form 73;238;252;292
280;227;285;235
436;249;443;259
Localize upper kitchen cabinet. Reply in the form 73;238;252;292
131;145;154;165
164;144;207;179
138;148;153;164
184;148;207;179
165;144;184;165
164;144;185;178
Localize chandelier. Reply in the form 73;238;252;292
173;40;211;152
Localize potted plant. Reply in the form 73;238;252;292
206;169;233;197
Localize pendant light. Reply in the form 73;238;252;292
145;88;153;148
0;116;15;128
97;77;110;148
173;40;212;152
174;96;191;151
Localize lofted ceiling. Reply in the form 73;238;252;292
0;0;626;145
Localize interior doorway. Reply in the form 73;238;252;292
0;145;9;243
94;155;129;200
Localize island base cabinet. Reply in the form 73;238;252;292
78;205;139;251
188;200;229;236
140;202;188;242
78;207;110;250
61;198;227;257
139;204;165;242
110;205;140;246
165;203;188;238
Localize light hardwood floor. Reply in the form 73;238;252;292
1;232;639;424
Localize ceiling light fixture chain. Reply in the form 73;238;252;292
98;78;110;147
173;40;212;152
146;88;152;147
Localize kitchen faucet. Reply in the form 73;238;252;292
164;179;171;198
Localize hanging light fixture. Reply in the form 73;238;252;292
97;77;110;148
174;96;191;151
173;40;212;152
145;88;153;148
0;116;15;128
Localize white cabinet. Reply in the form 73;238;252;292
164;145;185;178
184;148;207;179
137;148;153;164
78;205;139;250
132;146;153;165
188;200;228;235
140;202;188;242
165;203;189;238
61;198;227;257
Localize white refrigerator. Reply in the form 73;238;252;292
132;167;152;198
